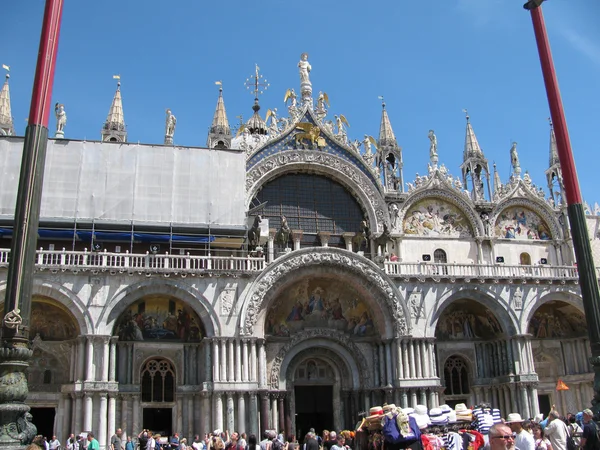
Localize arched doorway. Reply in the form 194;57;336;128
442;355;471;408
141;358;176;436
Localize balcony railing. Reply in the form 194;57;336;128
0;248;266;274
383;261;597;281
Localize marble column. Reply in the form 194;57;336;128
238;393;246;434
402;341;410;379
408;341;416;379
529;386;540;418
226;392;235;433
213;340;220;382
132;395;140;439
202;393;211;439
401;390;408;409
101;336;110;382
62;394;71;439
520;385;530;419
77;336;86;382
385;342;393;386
56;396;65;440
342;233;355;252
215;392;224;431
109;337;118;382
251;339;258;382
84;393;94;432
278;395;285;437
285;395;292;440
221;339;228;382
228;339;235;382
176;395;183;435
378;344;385;387
121;395;129;437
249;393;259;436
428;389;436;409
188;395;194;441
235;340;242;382
86;336;95;382
420;340;429;378
396;339;404;381
291;230;303;251
414;340;422;379
268;229;276;263
205;339;212;383
108;394;116;445
242;339;249;382
98;393;108;450
271;394;279;432
258;340;267;388
411;389;418;407
260;392;270;434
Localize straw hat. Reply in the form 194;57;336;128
410;404;430;429
506;413;524;423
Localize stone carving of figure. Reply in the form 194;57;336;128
165;109;177;137
362;134;373;156
268;108;278;135
428;129;438;162
335;115;347;141
277;215;291;248
510;142;521;175
54;103;67;134
298;52;311;85
389;203;400;230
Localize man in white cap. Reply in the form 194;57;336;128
507;413;534;450
544;410;569;450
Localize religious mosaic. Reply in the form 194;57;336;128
494;206;551;240
27;296;79;341
528;301;586;339
266;277;378;337
115;295;204;342
435;299;503;340
403;199;472;237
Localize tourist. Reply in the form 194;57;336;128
488;423;516;450
111;429;124;450
506;413;535;450
126;437;135;450
544;411;569;450
532;424;552;450
88;433;100;450
49;435;61;450
580;409;599;450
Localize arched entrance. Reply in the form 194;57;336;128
140;357;176;436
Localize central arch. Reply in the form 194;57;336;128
239;247;410;338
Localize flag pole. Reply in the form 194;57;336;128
0;0;64;446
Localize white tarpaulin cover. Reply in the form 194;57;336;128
0;138;246;228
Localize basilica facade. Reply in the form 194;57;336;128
0;56;599;449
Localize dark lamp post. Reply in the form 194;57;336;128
524;0;600;413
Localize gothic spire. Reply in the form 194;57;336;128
207;83;232;149
101;77;127;142
493;162;502;196
463;111;483;160
378;99;398;149
549;119;559;167
0;71;15;136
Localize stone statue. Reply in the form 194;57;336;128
428;129;438;163
362;134;373;155
54;103;66;137
510;142;521;176
276;215;291;248
267;108;279;135
298;53;311;85
165;109;177;137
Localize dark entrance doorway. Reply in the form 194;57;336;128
30;407;55;439
538;394;551;417
143;408;172;436
295;386;333;439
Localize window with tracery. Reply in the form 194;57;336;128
141;358;175;403
444;356;470;396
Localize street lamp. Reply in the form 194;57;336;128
524;0;600;413
0;1;64;448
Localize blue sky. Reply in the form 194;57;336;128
2;0;599;202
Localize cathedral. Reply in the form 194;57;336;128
0;54;599;449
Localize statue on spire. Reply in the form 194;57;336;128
510;142;521;177
428;130;438;167
165;109;177;145
298;52;313;105
54;103;67;138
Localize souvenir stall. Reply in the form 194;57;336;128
355;403;502;450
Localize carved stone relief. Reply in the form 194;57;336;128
219;283;237;316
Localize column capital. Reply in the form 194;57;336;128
78;335;87;344
317;231;331;246
268;228;277;240
214;391;223;399
291;229;303;241
110;335;119;345
99;392;108;399
342;232;355;245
